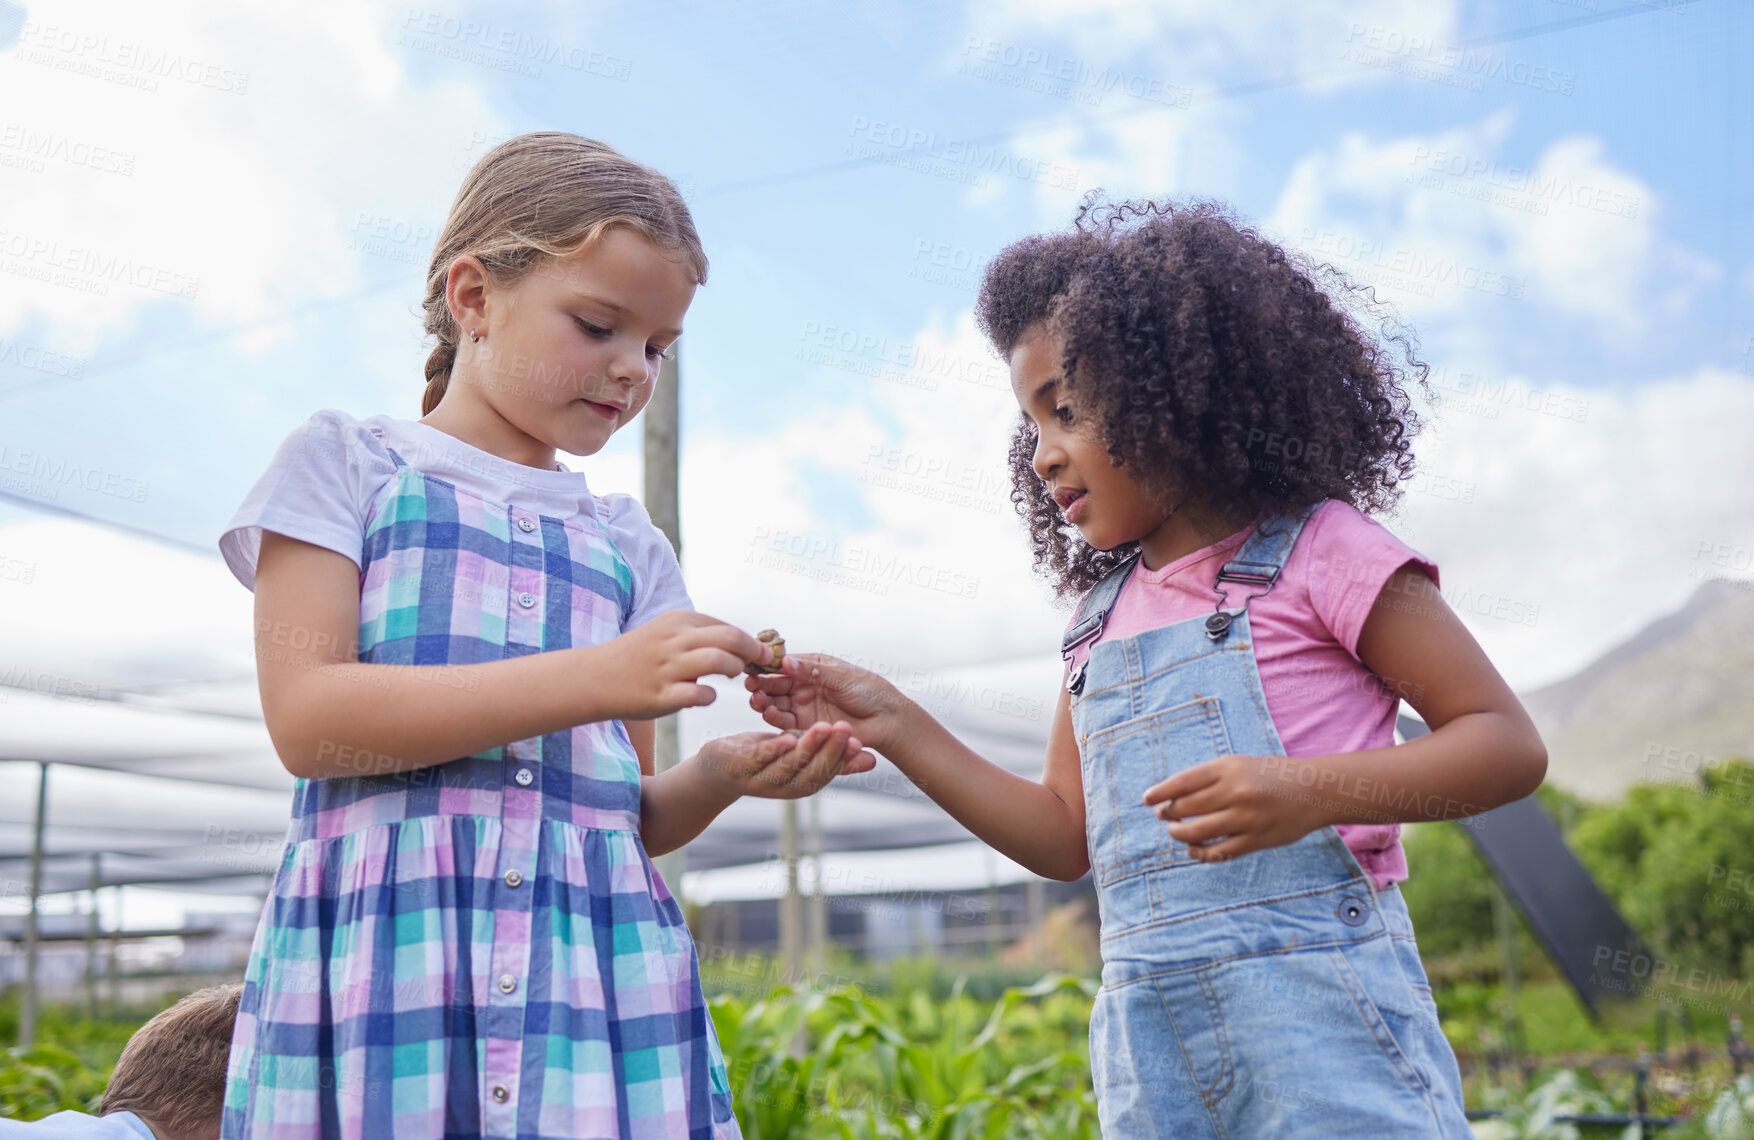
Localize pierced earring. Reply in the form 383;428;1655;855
469;329;481;342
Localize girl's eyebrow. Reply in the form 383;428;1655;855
572;292;683;339
1032;378;1059;401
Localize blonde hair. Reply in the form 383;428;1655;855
420;132;708;416
100;982;243;1135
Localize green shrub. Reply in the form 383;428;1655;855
0;1045;109;1120
709;973;1099;1139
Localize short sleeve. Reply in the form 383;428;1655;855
1301;500;1441;658
216;409;395;592
598;492;694;630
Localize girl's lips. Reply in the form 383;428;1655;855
1059;490;1088;524
580;399;620;421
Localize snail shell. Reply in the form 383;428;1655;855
745;628;787;675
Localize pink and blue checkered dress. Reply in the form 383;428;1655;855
222;431;741;1139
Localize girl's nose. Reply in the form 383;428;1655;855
608;344;647;386
1032;435;1062;481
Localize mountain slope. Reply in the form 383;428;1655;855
1519;578;1754;801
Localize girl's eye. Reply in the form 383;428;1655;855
1053;405;1075;425
576;318;671;361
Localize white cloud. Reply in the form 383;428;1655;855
0;517;253;689
1390;365;1754;690
1265;113;1718;341
679;308;1065;676
960;0;1460;88
677;302;1754;704
945;0;1464;227
0;0;507;355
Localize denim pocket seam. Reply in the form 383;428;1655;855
1098;880;1375;947
1151;967;1236;1137
1083;696;1220;750
1090;698;1226;889
1325;944;1442;1117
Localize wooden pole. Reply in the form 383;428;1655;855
21;761;48;1047
644;347;686;903
107;886;120;1012
807;796;826;978
85;854;99;1020
780;801;802;982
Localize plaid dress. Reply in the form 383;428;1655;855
222;431;741;1139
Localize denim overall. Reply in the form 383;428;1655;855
1062;503;1471;1137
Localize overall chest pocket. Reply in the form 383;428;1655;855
1082;696;1233;888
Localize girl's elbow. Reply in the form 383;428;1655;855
1520;734;1549;799
263;707;323;780
273;736;321;781
1044;846;1091;883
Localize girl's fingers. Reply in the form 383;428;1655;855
1142;762;1222;806
678;646;748;680
745;672;795;694
793;732;851;792
1166;808;1245;846
1187;834;1254;863
774;724;827;776
685;623;768;666
673;682;718;709
1155;785;1225;820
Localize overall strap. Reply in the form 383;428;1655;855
1060;552;1140;695
1060;500;1334;694
365;423;408;469
1203;498;1327;642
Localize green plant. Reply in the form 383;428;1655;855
709;973;1100;1139
0;1044;109;1120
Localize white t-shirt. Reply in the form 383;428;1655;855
217;409;693;630
0;1110;158;1137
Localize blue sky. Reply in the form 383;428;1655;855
1;1;1752;925
2;0;1750;682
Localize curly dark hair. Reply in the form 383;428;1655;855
976;193;1429;600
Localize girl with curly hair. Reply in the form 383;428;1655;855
748;195;1546;1136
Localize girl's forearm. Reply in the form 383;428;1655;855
882;703;1090;881
1278;710;1547;829
268;645;625;779
639;756;740;857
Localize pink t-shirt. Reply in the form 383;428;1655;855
1065;500;1439;889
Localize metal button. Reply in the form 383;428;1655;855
504;869;523;888
517;516;536;532
518;591;536;608
1337;895;1369;926
491;1085;509;1103
514;768;534;787
498;974;518;994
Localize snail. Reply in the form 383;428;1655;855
744;628;786;675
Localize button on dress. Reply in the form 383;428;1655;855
222;430;741;1139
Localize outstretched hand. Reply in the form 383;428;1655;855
698;723;877;800
743;653;902;754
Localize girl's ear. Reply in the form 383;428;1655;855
445;255;493;335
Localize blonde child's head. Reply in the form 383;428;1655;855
420;132;705;457
99;982;243;1139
